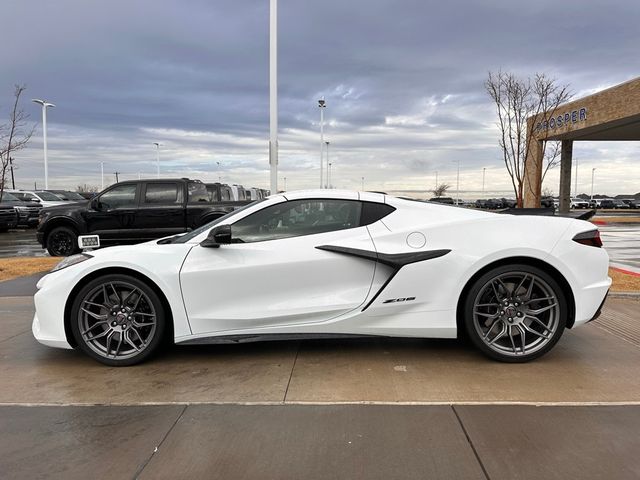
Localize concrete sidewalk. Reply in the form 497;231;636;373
1;296;639;479
2;404;639;480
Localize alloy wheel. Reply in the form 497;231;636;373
471;271;560;357
77;280;158;361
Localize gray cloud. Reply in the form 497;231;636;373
1;0;639;195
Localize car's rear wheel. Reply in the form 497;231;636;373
47;226;79;257
464;264;567;362
70;274;166;366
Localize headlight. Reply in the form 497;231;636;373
51;253;93;272
15;206;28;211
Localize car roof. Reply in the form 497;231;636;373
281;189;386;203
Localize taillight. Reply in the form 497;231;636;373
573;230;603;248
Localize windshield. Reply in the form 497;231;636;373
37;191;64;201
171;200;263;244
0;192;20;202
61;191;85;200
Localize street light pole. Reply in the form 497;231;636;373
325;141;330;188
591;168;596;201
456;159;460;205
284;176;287;191
153;143;160;178
269;0;278;194
100;162;104;190
318;98;326;188
361;176;364;191
32;99;55;189
482;167;486;194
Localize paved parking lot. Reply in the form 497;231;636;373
0;291;639;479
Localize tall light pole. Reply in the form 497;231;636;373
100;162;104;190
456;159;460;205
325;141;330;188
361;176;364;191
153;142;161;178
283;176;287;191
591;168;596;201
269;0;278;194
318;98;326;188
482;167;486;194
32;99;55;189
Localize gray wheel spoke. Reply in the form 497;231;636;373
516;324;527;353
496;278;511;297
109;283;121;304
525;315;553;333
84;300;106;309
514;274;528;296
522;322;551;340
124;330;140;351
491;281;502;301
81;321;108;335
81;307;107;321
483;319;502;339
526;277;535;298
85;328;110;341
132;320;154;327
475;310;498;319
114;334;123;357
105;330;115;356
526;303;557;315
123;288;139;306
476;303;500;308
487;322;507;345
129;327;146;347
507;326;518;354
134;312;155;318
525;296;555;305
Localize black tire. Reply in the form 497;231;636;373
46;226;80;257
70;274;167;366
463;263;567;363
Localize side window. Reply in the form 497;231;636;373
221;187;231;201
98;184;137;209
232;199;362;243
189;183;213;203
360;202;395;226
144;183;182;204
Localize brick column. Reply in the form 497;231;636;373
558;140;573;213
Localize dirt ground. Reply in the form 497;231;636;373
593;216;640;224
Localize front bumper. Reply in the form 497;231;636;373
32;311;72;349
32;273;73;350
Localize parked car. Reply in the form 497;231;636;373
46;190;87;202
621;199;639;209
589;199;603;209
475;199;488;209
8;190;66;208
570;198;590;209
230;185;248;201
37;178;252;256
0;192;42;227
611;199;630;209
0;201;18;232
540;196;555;209
32;189;611;366
428;197;454;205
598;199;617;209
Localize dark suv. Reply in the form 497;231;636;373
37;178;250;256
0;191;42;227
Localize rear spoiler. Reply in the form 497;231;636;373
498;208;596;221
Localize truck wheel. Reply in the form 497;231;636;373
47;226;80;257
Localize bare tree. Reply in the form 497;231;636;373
432;183;450;198
0;85;34;200
485;72;571;207
77;183;99;193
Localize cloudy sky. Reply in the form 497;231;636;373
1;0;639;197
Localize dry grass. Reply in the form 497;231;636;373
1;258;639;293
609;268;640;292
593;216;640;224
0;257;60;282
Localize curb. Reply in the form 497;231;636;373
608;292;640;299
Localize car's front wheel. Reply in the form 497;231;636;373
464;264;567;363
70;274;166;366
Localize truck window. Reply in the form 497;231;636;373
99;184;137;209
221;187;231;201
190;183;214;203
144;183;182;204
203;185;220;203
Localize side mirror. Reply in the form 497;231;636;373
91;198;101;211
201;224;232;248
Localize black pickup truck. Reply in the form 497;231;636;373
37;178;250;256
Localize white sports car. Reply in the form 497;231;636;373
33;190;611;366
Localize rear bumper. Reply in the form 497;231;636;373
587;289;609;323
